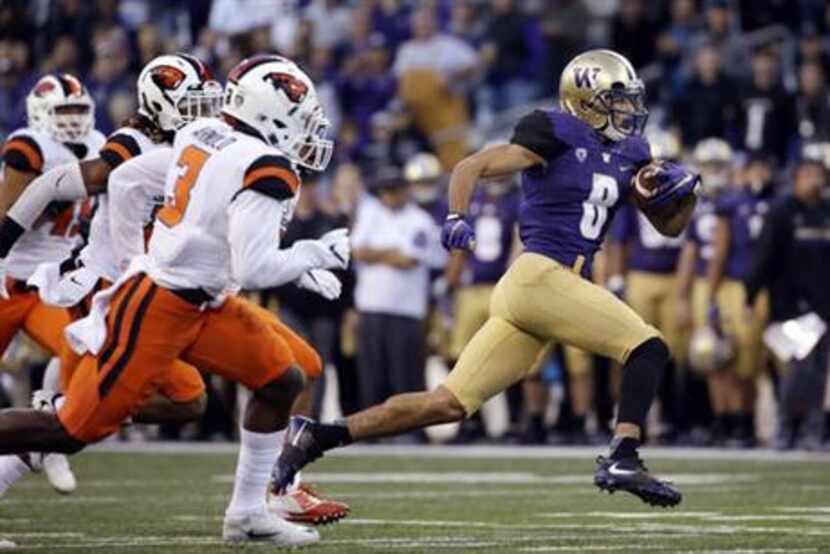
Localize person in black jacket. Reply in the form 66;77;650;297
744;153;830;449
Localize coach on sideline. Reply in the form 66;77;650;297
744;150;830;449
350;167;445;421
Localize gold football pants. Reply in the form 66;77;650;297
444;253;660;414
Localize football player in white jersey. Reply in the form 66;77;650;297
0;55;346;547
0;73;103;494
0;54;220;499
0;53;349;524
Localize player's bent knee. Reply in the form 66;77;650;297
631;337;671;365
254;365;306;407
51;421;86;455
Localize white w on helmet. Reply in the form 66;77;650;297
137;53;223;133
223;54;333;172
26;74;95;143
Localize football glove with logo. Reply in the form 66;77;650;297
318;228;350;270
441;213;475;251
646;162;701;207
296;269;342;300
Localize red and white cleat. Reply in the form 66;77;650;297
268;483;349;525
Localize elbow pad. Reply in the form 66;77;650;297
8;162;87;229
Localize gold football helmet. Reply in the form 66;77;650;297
559;49;648;141
688;326;735;376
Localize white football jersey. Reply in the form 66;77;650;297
3;127;105;280
146;118;301;296
77;126;159;282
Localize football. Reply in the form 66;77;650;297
630;160;692;228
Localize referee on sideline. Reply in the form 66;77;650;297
744;150;830;449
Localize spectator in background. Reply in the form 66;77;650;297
305;0;353;50
478;0;545;115
795;62;830;143
745;154;830;449
41;36;82;75
537;0;590;93
86;27;131;133
671;44;738;148
350;168;443;420
393;7;479;169
449;0;486;48
691;0;750;80
106;90;135;131
336;34;396;157
737;48;795;164
135;22;165;70
0;40;33;136
656;0;699;89
610;0;658;70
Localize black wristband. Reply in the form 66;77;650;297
0;216;25;258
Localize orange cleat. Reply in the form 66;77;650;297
268;483;350;525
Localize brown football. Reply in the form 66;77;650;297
631;161;692;230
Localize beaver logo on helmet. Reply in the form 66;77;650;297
151;66;187;91
33;80;57;97
264;73;308;104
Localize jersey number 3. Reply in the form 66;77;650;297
580;173;619;240
157;145;209;228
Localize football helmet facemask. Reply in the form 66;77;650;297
223;54;333;172
137;53;223;134
26;74;94;143
559;49;648;142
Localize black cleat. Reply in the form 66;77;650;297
594;455;682;507
274;416;327;494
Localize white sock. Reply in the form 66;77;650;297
0;456;31;498
42;358;62;393
226;428;281;517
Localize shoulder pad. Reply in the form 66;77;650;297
236;154;300;201
100;129;146;169
2;132;44;173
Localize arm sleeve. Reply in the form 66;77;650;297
510;110;567;160
227;190;334;290
108;148;173;271
2;134;44;173
99;132;143;169
6;161;87;230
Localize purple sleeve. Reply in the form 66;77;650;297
609;204;635;244
714;193;739;217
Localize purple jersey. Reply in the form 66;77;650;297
686;197;718;277
510;110;651;278
716;189;772;281
465;187;520;284
610;203;683;273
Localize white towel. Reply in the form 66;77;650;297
27;263;99;308
65;256;150;356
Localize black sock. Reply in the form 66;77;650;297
610;436;640;460
617;338;670;429
316;420;353;451
529;414;544;430
572;415;586;433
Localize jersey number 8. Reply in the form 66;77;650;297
580;173;619;240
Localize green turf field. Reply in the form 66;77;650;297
2;444;830;553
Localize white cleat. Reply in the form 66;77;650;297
223;509;320;547
31;389;77;495
41;453;76;494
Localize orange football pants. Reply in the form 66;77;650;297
58;275;315;443
59;278;205;403
0;278;70;357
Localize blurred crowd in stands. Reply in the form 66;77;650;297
3;0;830;450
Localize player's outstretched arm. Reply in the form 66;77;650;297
228;191;349;290
443;144;541;251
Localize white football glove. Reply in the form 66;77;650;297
0;259;8;300
318;227;351;270
296;269;342;300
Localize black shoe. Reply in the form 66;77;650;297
594;455;682;507
273;416;327;494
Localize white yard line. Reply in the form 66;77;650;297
88;441;830;462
